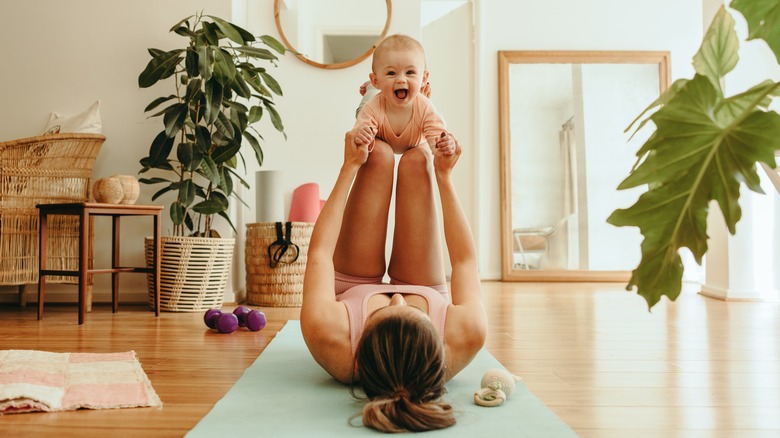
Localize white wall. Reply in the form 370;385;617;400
0;0;708;303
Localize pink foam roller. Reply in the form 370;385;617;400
288;183;323;223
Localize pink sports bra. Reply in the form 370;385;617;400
336;284;450;356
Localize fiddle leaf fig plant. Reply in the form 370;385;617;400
608;0;780;309
138;12;286;237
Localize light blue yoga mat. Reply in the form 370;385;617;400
188;320;578;437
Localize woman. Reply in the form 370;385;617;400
300;132;486;433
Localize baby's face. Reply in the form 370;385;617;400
370;48;428;109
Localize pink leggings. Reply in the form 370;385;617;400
334;271;448;296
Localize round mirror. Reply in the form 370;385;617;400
274;0;392;69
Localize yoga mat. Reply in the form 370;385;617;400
188;321;577;437
288;183;323;223
256;170;285;222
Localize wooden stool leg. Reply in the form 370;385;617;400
18;285;26;307
38;212;48;320
112;215;120;313
78;210;89;325
154;212;161;316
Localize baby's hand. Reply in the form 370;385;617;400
352;124;376;147
359;81;370;96
435;132;456;156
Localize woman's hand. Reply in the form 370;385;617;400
434;131;456;156
344;130;370;170
351;123;375;147
434;133;461;179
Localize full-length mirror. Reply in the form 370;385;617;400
274;0;392;69
499;51;670;281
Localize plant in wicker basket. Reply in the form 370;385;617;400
138;12;285;238
136;12;286;311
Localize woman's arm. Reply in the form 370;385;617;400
434;138;487;377
300;131;369;383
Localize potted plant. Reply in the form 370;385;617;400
608;0;780;309
137;12;286;311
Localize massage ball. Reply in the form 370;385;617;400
246;310;267;331
203;308;223;329
216;313;239;334
233;306;252;327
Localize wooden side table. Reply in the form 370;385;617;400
37;202;163;324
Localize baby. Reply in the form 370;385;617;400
351;34;453;154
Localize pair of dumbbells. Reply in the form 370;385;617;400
204;306;266;333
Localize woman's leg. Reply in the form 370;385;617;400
388;147;446;286
333;140;395;277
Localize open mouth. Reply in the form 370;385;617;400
394;89;408;100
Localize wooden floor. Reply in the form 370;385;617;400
1;282;779;437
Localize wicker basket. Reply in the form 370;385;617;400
144;236;235;312
245;222;314;307
0;133;104;293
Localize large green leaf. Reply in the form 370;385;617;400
731;0;780;64
609;75;780;307
692;7;739;91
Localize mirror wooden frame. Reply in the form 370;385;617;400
498;50;670;282
273;0;393;70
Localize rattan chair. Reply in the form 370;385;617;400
0;133;105;305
